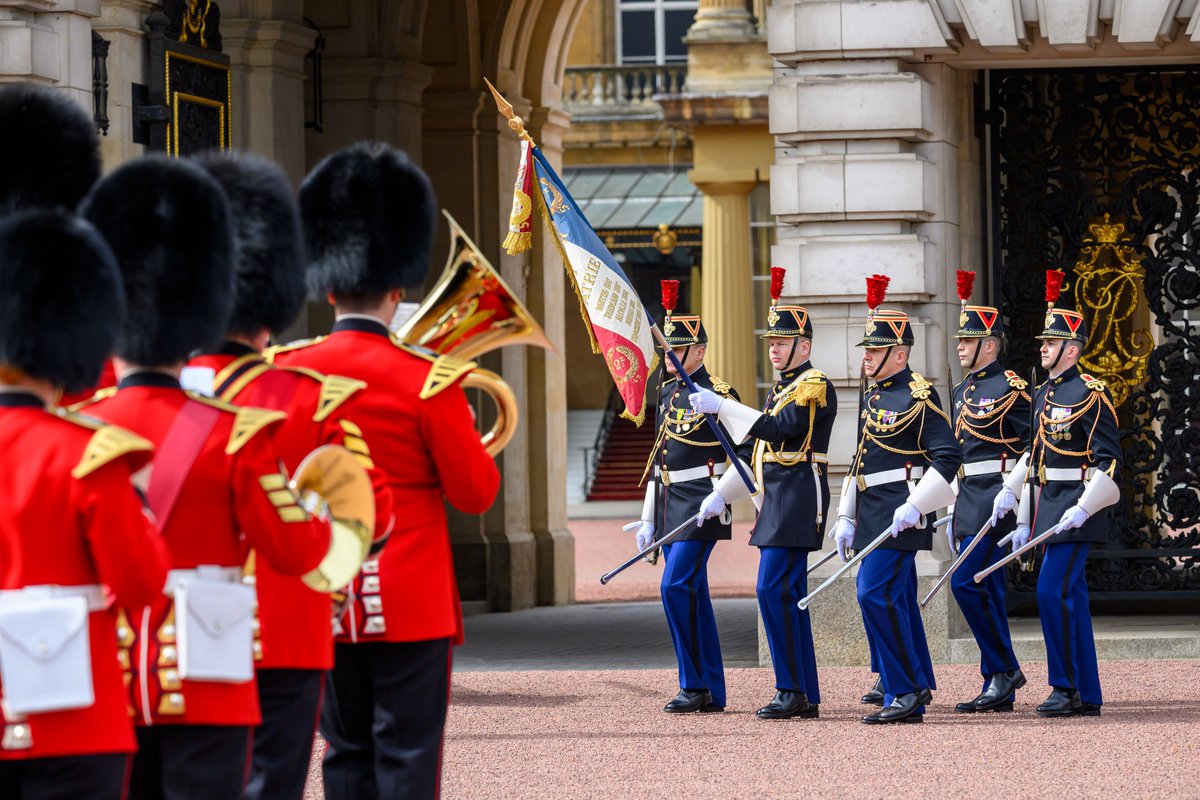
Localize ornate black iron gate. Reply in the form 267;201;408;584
987;67;1200;609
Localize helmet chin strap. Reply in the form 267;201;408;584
785;337;799;371
966;338;983;371
1048;340;1066;373
869;345;895;379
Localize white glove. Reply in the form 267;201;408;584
623;520;656;552
892;501;921;533
990;486;1017;526
1011;524;1031;550
688;388;723;415
945;514;957;554
1057;504;1091;531
696;490;726;527
833;517;855;562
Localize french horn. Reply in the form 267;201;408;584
396;210;554;455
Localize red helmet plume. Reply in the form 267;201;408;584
866;274;890;311
769;266;785;304
956;270;976;305
1045;269;1066;305
660;279;679;314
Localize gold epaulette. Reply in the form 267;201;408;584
787;369;828;407
186;394;286;455
710;377;732;395
909;372;933;400
263;336;327;365
1081;374;1107;392
389;338;479;399
314;374;367;422
71;421;154;479
1004;370;1028;390
65;386;117;413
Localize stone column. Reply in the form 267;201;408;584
694;178;757;401
688;0;757;39
221;17;314;182
94;1;159;168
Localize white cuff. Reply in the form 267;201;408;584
641;481;656;522
907;469;957;516
1002;452;1031;496
1077;470;1120;515
836;475;857;522
712;460;759;504
716;398;764;445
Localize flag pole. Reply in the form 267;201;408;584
484;78;756;495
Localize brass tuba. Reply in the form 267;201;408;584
396;210;554;455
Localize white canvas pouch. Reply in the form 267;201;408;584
175;571;256;684
0;589;94;714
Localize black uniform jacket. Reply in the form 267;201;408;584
745;362;838;550
850;366;961;552
951;360;1031;540
1030;365;1122;545
647;365;738;543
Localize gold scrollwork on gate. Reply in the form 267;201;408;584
1075;214;1153;407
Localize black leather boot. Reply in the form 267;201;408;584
1036;687;1082;717
974;668;1026;712
860;676;884;706
1081;703;1101;717
663;689;717;713
956;691;987;713
755;690;816;720
862;692;924;724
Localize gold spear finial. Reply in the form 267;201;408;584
484;77;535;144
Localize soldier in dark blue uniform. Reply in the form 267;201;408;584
690;267;837;720
947;270;1030;713
832;275;961;724
631;280;737;713
991;270;1121;717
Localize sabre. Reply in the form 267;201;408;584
931;515;951;529
601;512;700;585
920;518;993;608
798;525;896;610
973;521;1067;583
809;548;840;572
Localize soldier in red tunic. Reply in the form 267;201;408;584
0;210;170;799
187;150;396;800
76;156;337;800
269;143;500;799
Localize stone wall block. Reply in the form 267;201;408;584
773;234;935;300
0;21;58;82
953;0;1027;49
1112;0;1179;49
1037;0;1101;49
771;73;934;142
766;1;842;60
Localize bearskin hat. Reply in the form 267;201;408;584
0;84;101;217
299;142;436;299
0;210;124;393
193;150;306;337
80;156;234;367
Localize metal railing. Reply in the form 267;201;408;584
583;388;625;498
563;65;687;119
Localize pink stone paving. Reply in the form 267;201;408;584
441;661;1200;799
572;517;760;603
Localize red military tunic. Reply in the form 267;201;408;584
74;372;331;726
269;317;500;644
188;343;396;670
0;392;169;758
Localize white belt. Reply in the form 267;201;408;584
164;566;244;597
858;465;924;490
1043;466;1096;482
657;462;727;487
0;584;106;612
960;459;1014;478
761;451;829;465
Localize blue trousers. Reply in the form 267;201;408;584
857;548;935;708
661;540;726;707
950;535;1020;696
1037;542;1101;706
757;547;820;703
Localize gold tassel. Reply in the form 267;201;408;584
503;229;532;255
790;380;827;408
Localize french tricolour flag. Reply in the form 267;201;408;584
507;142;657;425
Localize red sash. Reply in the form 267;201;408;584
145;400;222;529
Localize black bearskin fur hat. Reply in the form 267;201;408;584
81;156;234;367
0;83;101;216
193;150;306;337
0;210;124;393
299;142;436;300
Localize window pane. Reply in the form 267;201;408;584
620;10;656;62
663;9;694;61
